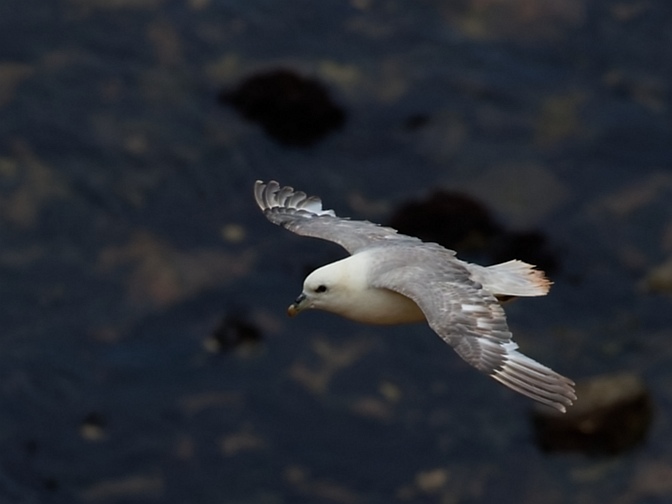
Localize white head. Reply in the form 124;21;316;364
287;261;354;317
286;252;426;325
287;252;374;318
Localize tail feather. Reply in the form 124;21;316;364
467;260;551;297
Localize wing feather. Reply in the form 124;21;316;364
370;249;575;412
254;180;420;254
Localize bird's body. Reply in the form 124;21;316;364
254;180;576;412
305;251;427;325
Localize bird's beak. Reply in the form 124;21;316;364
287;292;308;317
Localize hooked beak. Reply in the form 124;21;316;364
287;292;308;317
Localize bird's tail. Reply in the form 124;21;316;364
467;260;551;298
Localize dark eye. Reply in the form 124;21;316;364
315;285;327;293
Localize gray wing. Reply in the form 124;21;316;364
370;251;576;412
255;180;421;254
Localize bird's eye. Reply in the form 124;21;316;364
315;285;327;293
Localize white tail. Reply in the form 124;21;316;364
467;260;551;297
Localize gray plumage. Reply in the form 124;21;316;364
255;180;576;412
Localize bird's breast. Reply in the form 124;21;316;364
339;287;426;325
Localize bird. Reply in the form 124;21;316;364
254;180;576;412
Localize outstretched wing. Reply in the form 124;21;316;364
370;249;576;412
254;180;421;254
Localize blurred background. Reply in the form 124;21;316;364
1;0;672;502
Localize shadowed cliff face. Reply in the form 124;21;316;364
220;69;346;147
1;0;671;503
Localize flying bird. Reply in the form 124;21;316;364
254;180;576;412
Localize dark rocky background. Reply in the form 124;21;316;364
1;0;672;502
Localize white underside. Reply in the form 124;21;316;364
337;287;426;325
305;251;426;325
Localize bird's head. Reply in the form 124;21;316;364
287;262;349;317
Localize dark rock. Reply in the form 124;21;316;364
388;189;560;273
204;313;262;354
490;230;559;275
389;190;499;253
531;373;653;456
220;69;346;147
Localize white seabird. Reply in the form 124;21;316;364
255;180;576;412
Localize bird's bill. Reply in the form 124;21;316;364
287;292;308;317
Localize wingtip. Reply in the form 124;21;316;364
254;180;336;217
491;348;576;412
